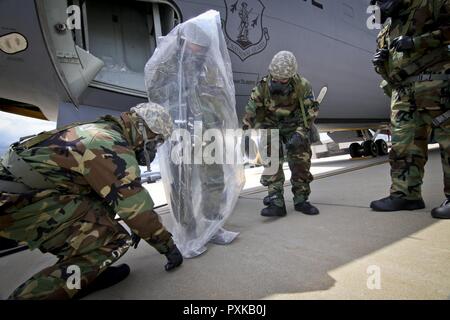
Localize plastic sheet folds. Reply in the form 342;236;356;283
145;10;245;258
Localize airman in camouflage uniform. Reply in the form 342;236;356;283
243;51;320;217
146;21;230;237
0;103;183;300
370;0;450;219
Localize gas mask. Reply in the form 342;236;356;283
182;41;208;70
136;141;157;167
136;121;165;171
269;78;294;96
370;0;404;23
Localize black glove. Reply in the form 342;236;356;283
165;245;183;271
390;36;415;52
131;233;141;249
372;48;389;68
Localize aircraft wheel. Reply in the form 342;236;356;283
349;143;361;158
376;139;389;156
363;140;378;157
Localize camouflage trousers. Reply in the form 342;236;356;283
199;163;225;220
390;81;450;200
261;129;313;207
169;162;224;231
0;191;132;300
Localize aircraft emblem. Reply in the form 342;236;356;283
223;0;270;61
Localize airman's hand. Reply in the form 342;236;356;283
372;48;389;68
390;36;415;52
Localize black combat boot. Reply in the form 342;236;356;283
431;199;450;219
0;237;19;251
370;196;425;212
73;264;131;300
261;203;287;217
294;202;320;215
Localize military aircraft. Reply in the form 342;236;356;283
0;0;390;158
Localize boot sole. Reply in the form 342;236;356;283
370;203;425;212
261;210;287;217
295;210;320;216
261;213;287;217
431;211;450;219
294;205;320;215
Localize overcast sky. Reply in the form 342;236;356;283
0;111;56;155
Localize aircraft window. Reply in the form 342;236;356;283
81;0;180;94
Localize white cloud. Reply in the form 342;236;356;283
0;111;56;155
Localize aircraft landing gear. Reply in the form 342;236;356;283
349;142;362;158
349;141;379;158
376;139;389;156
349;129;390;159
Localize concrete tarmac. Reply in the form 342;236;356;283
1;149;449;300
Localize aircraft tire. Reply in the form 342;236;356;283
363;140;378;157
376;139;389;156
349;143;361;158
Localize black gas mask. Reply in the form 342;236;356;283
269;78;294;96
136;141;158;167
370;0;404;23
136;121;165;170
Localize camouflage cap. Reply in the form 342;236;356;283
180;20;211;48
130;102;174;140
269;51;298;79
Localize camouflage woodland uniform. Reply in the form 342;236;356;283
0;113;174;299
243;74;319;207
375;0;450;200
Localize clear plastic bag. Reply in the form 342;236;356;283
145;10;245;258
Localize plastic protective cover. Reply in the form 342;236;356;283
145;10;245;258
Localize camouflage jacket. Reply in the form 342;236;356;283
243;75;319;132
0;113;174;254
376;0;450;85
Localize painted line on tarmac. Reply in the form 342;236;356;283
241;156;389;199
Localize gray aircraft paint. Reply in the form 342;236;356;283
0;0;389;129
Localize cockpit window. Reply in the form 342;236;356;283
78;0;180;94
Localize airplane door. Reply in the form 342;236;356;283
35;0;104;106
